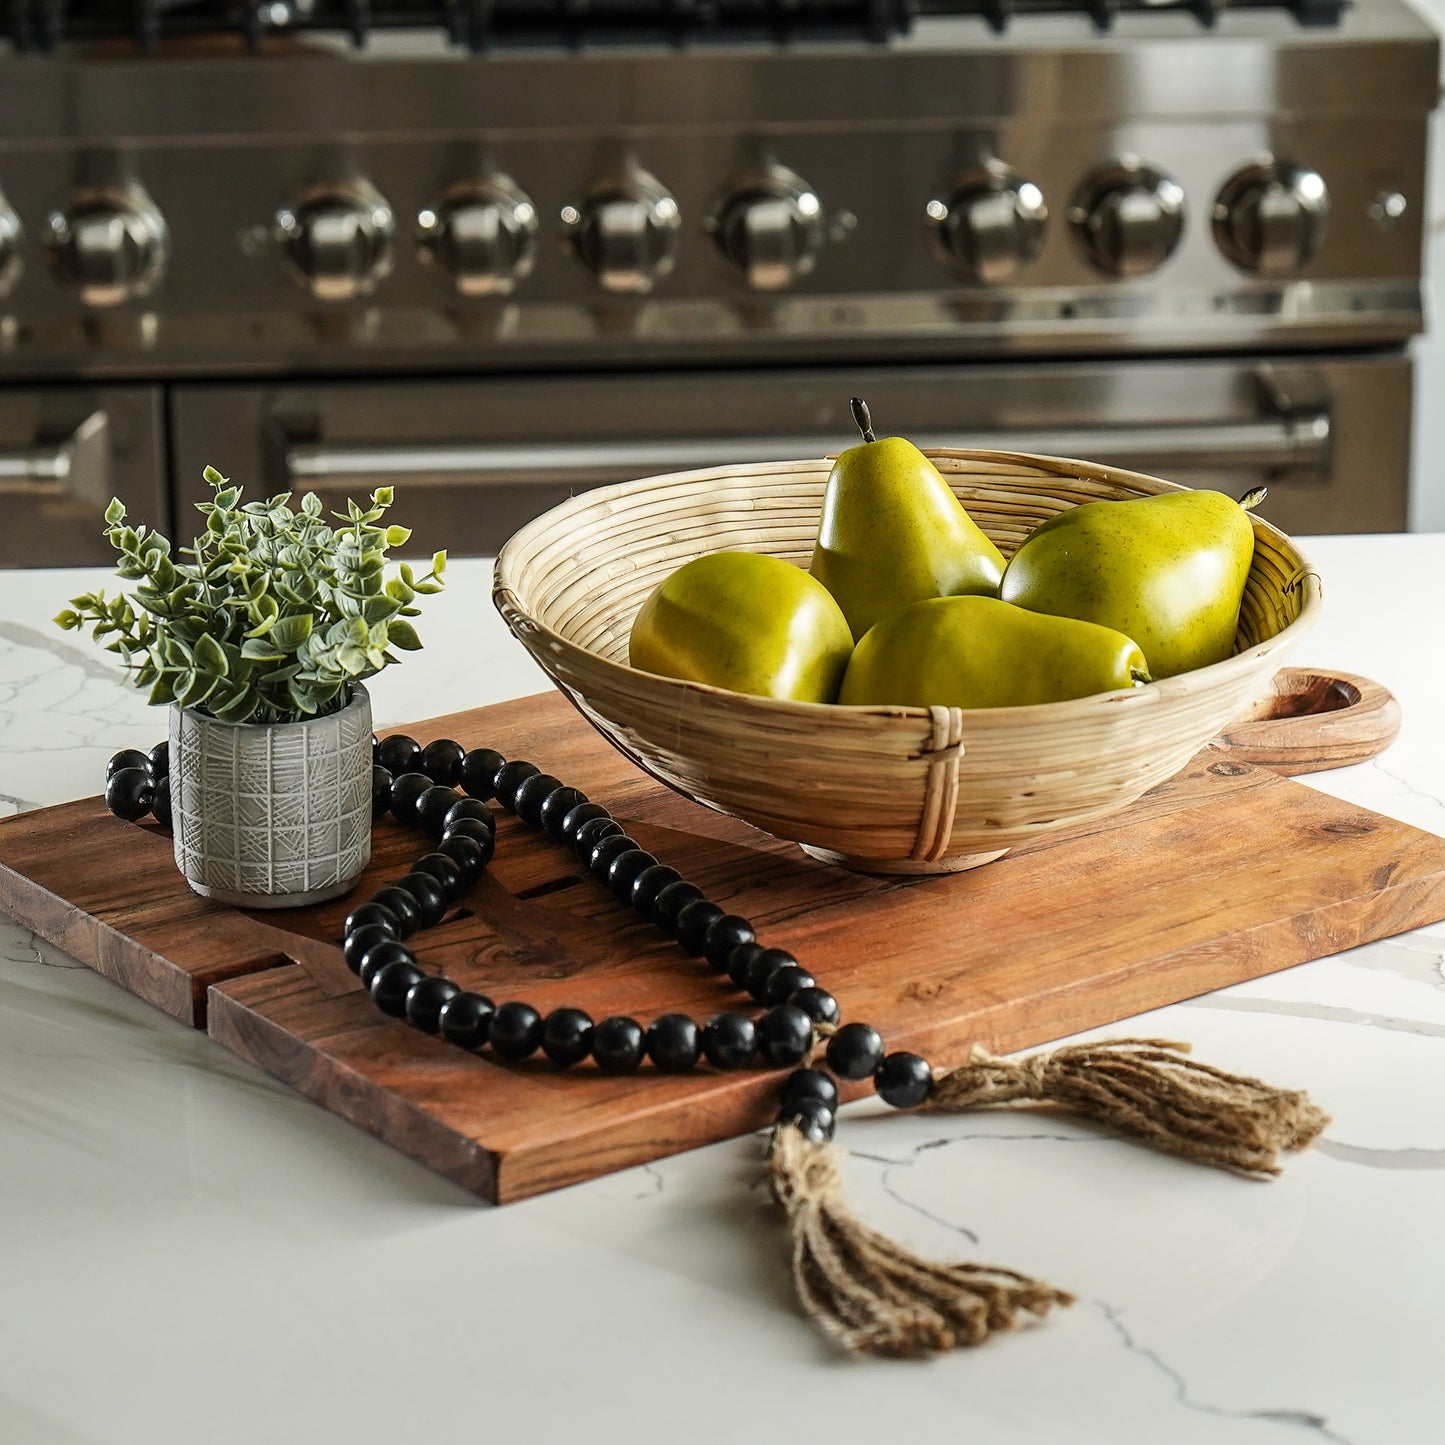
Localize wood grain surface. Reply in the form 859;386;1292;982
4;687;1444;1203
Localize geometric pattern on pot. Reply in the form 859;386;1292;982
169;684;373;906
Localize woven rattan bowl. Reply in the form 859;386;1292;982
493;450;1320;874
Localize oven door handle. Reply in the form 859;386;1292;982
283;408;1331;489
0;410;112;506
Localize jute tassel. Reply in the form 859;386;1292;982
767;1123;1074;1358
925;1037;1330;1178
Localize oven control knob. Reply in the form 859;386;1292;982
1212;161;1329;278
565;170;680;295
0;194;20;295
709;167;824;291
45;186;169;307
417;177;538;297
931;167;1048;285
1069;162;1185;279
274;181;394;302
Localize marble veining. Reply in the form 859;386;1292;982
2;541;1443;1444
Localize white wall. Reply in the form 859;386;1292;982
1408;0;1445;529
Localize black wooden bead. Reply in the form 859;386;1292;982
107;748;151;780
460;747;506;799
778;1096;836;1144
438;991;495;1050
412;851;464;899
745;947;797;1002
343;901;399;938
541;1007;594;1067
674;899;725;957
147;740;169;779
442;818;496;867
560;800;610;844
763;965;816;1007
357;939;415;991
587;833;637;875
370;959;426;1017
397;871;449;929
651;879;704;932
790;987;841;1028
607;848;658;901
782;1068;839;1112
756;1004;814;1067
539;786;589;840
371;765;394;820
592;1015;645;1074
573;816;623;857
701;1012;757;1070
417;785;462;838
704;915;756;971
343;922;395;973
150;775;172;829
825;1023;885;1081
105;766;153;821
419;738;465;786
443;797;495;834
513;772;563;827
405;974;461;1034
630;864;682;916
437;833;486;885
375;733;421;775
489;1001;544;1060
370;886;422;939
724;941;765;989
646;1014;701;1073
493;760;541;810
388;771;433;826
875;1051;934;1109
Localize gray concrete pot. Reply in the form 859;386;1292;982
169;684;373;909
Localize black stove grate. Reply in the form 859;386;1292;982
0;0;1350;53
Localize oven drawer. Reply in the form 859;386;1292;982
0;386;167;567
170;354;1411;558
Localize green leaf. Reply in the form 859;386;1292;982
194;632;229;676
202;465;228;487
53;608;81;629
240;637;287;662
268;613;313;652
147;671;179;706
385;618;422;651
301;492;323;517
431;550;447;576
103;497;126;526
384;524;411;548
210;689;258;724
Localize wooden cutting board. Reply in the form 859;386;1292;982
0;682;1438;1204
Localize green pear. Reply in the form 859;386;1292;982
810;398;1005;642
629;550;853;703
998;487;1264;679
838;595;1148;709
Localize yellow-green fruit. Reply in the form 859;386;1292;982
809;409;1005;642
629;550;854;703
999;489;1259;679
838;595;1148;709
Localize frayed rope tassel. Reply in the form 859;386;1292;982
925;1037;1330;1178
767;1122;1074;1358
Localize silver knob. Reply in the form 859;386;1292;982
930;165;1047;285
565;169;680;295
0;192;20;296
417;176;538;297
1212;161;1329;278
45;185;169;307
1069;162;1186;279
709;166;824;291
274;180;394;302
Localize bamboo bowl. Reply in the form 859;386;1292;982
493;450;1321;874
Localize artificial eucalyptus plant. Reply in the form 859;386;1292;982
55;467;446;725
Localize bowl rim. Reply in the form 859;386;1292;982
493;449;1323;724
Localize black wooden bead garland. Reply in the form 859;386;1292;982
106;733;937;1139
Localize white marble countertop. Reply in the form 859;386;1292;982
2;538;1443;1445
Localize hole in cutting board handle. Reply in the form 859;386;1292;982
1212;667;1400;776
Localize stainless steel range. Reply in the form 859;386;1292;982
0;0;1436;564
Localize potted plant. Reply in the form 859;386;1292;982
55;467;446;908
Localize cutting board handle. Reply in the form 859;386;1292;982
1212;668;1400;776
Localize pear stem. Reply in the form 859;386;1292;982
850;397;876;444
1131;668;1154;687
1238;485;1268;512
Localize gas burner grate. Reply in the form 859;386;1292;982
1;0;1349;52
